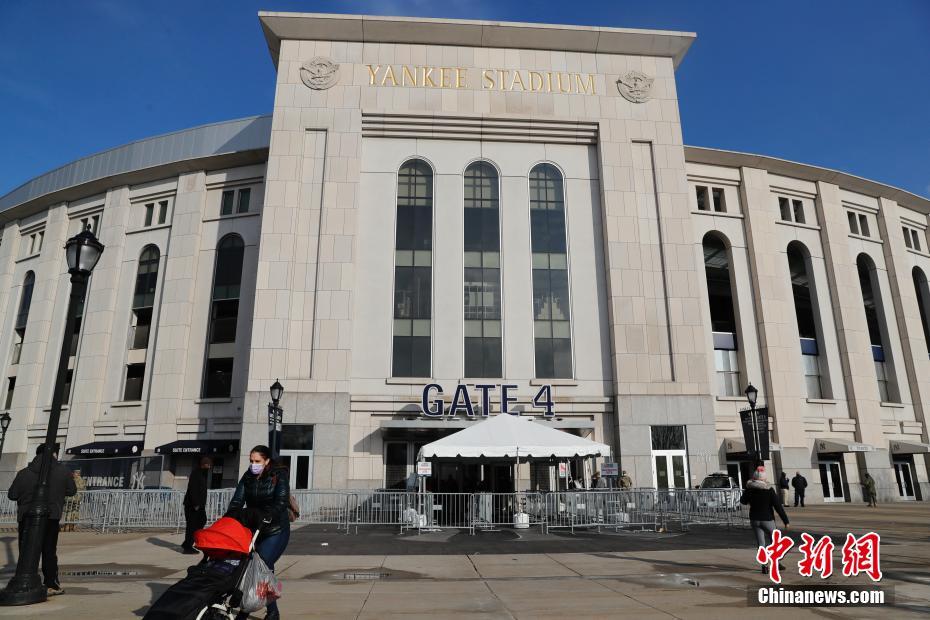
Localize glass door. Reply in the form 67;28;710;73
652;451;689;489
893;460;916;500
279;449;313;490
818;461;845;502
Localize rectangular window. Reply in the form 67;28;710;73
130;307;153;349
792;199;806;224
4;377;15;409
651;425;686;451
904;226;913;249
144;203;154;227
123;363;145;401
236;188;251;214
848;212;859;235
36;232;43;253
81;214;101;234
779;197;791;221
695;186;710;211
157;200;168;225
714;349;741;397
208;299;239;344
875;360;890;402
802;353;823;399
62;369;74;405
913;230;922;252
712;187;726;212
202;358;234;398
858;214;870;237
220;190;235;216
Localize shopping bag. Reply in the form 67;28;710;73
237;553;282;613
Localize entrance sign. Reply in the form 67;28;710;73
421;383;554;417
739;407;770;461
558;463;568;478
416;462;432;477
63;455;163;490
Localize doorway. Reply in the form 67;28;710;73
893;459;916;500
726;460;754;489
653;451;688;489
818;460;845;502
280;450;313;490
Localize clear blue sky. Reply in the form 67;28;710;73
1;0;928;198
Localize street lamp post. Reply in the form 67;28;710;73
744;383;761;468
0;228;103;606
0;412;11;459
267;379;284;459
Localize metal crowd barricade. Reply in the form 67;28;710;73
110;489;184;533
472;492;545;532
291;490;350;530
544;490;605;533
420;492;473;534
350;490;416;532
205;488;234;522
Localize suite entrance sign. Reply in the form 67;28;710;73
420;383;554;417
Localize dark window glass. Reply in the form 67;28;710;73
212;236;245;301
703;235;737;337
792;199;805;224
220;190;235;216
62;369;74;405
913;268;930;358
651;425;685;450
202;358;233;398
130;308;152;350
530;164;572;378
903;227;912;249
4;377;15;409
848;212;859;234
123;363;145;401
157;201;168;225
779;197;791;221
857;256;883;347
392;161;433;377
209;299;240;344
133;247;160;309
695;186;709;211
144;203;154;227
281;424;314;450
858;214;870;237
788;244;818;341
385;443;408;489
15;272;35;330
712;187;725;212
237;188;251;214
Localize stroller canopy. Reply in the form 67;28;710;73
194;516;253;557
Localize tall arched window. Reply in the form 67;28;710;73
857;254;897;402
202;235;244;398
530;163;572;378
392;160;433;377
912;267;930;360
787;242;828;398
464;162;502;377
703;234;740;396
12;271;35;366
123;246;161;401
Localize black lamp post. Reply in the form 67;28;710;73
0;228;103;606
744;383;762;467
0;412;11;458
268;379;284;459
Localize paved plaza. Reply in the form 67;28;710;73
0;504;926;619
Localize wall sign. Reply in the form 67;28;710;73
420;383;554;417
366;64;597;95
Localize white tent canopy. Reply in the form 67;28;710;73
417;414;611;460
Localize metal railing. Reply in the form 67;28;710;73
0;488;749;534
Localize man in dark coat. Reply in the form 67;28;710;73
778;472;790;506
181;456;212;554
791;472;808;507
8;443;77;596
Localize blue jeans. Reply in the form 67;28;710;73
240;525;290;617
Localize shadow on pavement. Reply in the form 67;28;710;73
131;581;171;617
146;536;183;553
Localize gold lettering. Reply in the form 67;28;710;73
402;65;417;86
497;69;507;90
422;66;437;88
556;72;570;93
574;73;596;95
455;68;467;88
545;72;552;92
509;70;527;91
529;71;544;92
367;64;381;86
482;69;495;89
440;67;452;88
381;65;398;86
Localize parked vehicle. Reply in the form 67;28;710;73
695;473;741;510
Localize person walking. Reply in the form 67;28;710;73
778;472;790;506
181;455;212;554
791;471;807;507
7;443;77;596
740;469;790;574
227;445;290;620
863;472;877;507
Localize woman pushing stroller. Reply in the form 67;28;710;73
227;445;291;620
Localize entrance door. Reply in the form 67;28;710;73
893;460;916;500
652;451;689;489
818;461;845;502
280;450;313;490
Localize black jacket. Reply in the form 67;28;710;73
740;482;789;524
779;474;790;490
8;456;77;521
184;468;209;510
226;465;289;537
791;474;808;491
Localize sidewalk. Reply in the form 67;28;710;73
0;504;926;618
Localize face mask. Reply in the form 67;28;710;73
249;463;264;475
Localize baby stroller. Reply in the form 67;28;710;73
144;510;269;620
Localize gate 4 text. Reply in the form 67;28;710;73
420;383;554;417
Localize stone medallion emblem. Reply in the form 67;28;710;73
616;70;654;103
300;57;340;90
